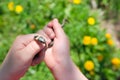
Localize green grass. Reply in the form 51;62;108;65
0;0;120;80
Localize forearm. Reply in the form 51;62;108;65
50;58;88;80
0;65;19;80
0;67;10;80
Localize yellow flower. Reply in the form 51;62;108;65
111;58;120;66
30;24;36;30
105;33;111;39
8;2;14;11
83;36;91;45
73;0;81;4
97;55;103;62
15;5;23;14
84;60;94;71
107;39;114;46
87;17;95;25
91;38;98;45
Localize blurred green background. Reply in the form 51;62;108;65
0;0;120;80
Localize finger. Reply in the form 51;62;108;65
43;26;55;39
52;19;65;38
14;34;34;46
31;48;46;66
47;20;53;27
22;41;44;56
17;33;47;57
31;30;51;65
14;34;41;50
37;30;51;46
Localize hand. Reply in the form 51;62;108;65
42;19;88;80
0;32;50;80
43;19;70;69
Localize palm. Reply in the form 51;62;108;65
44;38;70;69
44;38;60;68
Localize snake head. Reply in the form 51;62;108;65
34;35;46;44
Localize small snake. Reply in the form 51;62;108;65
34;18;68;48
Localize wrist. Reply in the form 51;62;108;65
50;58;88;80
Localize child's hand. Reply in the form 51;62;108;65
0;32;50;80
0;19;88;80
42;19;70;69
42;19;88;80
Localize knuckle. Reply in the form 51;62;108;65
29;42;38;52
50;33;55;39
29;41;43;53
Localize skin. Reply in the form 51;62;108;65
43;19;88;80
0;19;88;80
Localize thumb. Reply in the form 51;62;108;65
21;40;44;59
52;19;65;38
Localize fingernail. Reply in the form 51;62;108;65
54;18;58;23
